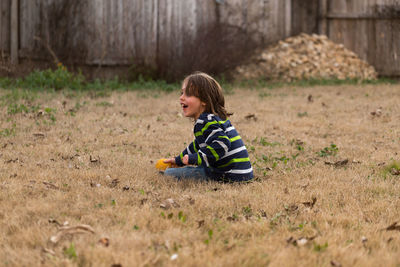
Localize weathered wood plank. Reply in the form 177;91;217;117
0;0;10;53
291;0;319;36
328;0;400;76
374;17;400;75
11;0;18;64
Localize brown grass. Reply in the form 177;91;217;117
1;84;400;266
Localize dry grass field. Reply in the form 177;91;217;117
1;83;399;267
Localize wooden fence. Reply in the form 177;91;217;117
324;0;400;76
1;0;399;77
1;0;291;65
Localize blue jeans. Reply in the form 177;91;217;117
164;166;208;181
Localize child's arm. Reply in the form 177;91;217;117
164;155;189;165
173;140;200;166
187;123;231;166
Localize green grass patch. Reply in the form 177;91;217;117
0;66;179;93
317;144;338;157
1;66;397;95
95;101;114;107
0;123;16;137
382;161;400;179
236;77;397;90
63;243;78;260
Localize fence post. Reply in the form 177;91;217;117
318;0;328;36
10;0;19;64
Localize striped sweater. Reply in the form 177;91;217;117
175;113;253;182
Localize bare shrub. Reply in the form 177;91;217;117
36;0;89;66
156;22;260;82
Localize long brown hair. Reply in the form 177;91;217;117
183;72;229;120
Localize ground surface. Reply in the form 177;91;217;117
0;84;399;266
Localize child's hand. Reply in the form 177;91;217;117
182;155;189;165
163;158;176;164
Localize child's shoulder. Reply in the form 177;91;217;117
197;113;223;124
195;113;231;130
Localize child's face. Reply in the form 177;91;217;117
180;82;205;120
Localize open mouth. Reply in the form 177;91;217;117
181;103;188;108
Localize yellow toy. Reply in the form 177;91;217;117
155;159;176;171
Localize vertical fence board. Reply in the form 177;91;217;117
10;0;18;64
88;0;158;66
0;0;11;53
374;7;400;75
19;0;42;56
328;0;400;76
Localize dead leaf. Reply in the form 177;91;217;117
98;237;110;247
390;168;400;175
371;107;382;116
258;209;267;218
285;204;299;214
33;132;45;138
245;114;257;121
5;158;18;164
286;236;296;245
384;222;400;231
50;224;95;244
297;237;308;246
90;182;101;188
227;216;239;222
43;182;59;190
122;186;130;191
302;197;317;209
286;235;316;246
170;254;178;261
197;220;205;228
298;181;309;189
330;260;342;267
160;198;180;209
283;188;289;194
167;198;180;208
293;139;304;146
188;197;195;205
225;244;236;251
325;159;349;167
90;155;100;163
308;94;313;102
42;248;56;256
109;179;120;188
48;218;62;226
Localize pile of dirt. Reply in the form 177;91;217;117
234;33;378;82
